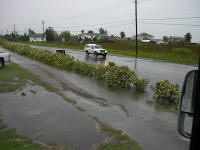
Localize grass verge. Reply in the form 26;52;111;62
0;63;56;93
91;116;143;150
0;63;76;104
0;120;70;150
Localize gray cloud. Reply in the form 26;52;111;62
0;0;200;42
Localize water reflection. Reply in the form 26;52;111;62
84;55;108;66
134;58;137;71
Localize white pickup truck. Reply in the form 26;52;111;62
0;52;10;68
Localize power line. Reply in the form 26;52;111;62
139;17;200;21
54;16;200;30
139;22;200;27
55;20;133;29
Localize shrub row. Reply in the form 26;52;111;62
1;42;149;92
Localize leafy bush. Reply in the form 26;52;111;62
108;62;116;67
94;65;108;80
105;66;134;88
1;41;149;92
155;80;180;103
135;78;149;92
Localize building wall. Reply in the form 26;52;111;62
29;37;46;42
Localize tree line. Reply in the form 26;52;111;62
0;27;127;42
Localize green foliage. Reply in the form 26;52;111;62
120;31;125;38
45;27;57;41
185;32;192;43
155;80;180;103
99;27;107;34
1;42;148;92
105;66;135;88
108;61;116;67
60;30;71;42
172;48;193;56
163;36;169;42
88;30;94;34
28;28;35;35
17;34;29;42
83;37;93;43
94;65;108;80
135;78;149;92
70;35;79;42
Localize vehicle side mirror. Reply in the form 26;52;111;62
177;70;198;139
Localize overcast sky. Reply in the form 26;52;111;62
1;0;200;42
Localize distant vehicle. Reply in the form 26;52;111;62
0;52;10;68
84;44;107;58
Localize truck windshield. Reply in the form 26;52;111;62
94;46;103;49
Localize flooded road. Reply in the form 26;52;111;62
0;46;190;150
29;44;197;86
0;84;105;150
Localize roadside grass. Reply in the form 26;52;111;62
0;62;77;105
0;120;70;150
22;41;199;66
0;63;56;93
0;120;42;150
91;116;143;150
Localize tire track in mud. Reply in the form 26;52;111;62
35;65;106;102
31;64;130;117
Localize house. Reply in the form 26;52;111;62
108;36;121;41
133;33;154;41
29;33;46;42
78;33;108;40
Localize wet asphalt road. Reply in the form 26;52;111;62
0;46;190;150
29;44;197;86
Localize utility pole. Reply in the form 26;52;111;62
42;20;44;42
14;24;16;41
134;0;138;56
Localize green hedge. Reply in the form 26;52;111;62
1;41;148;91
